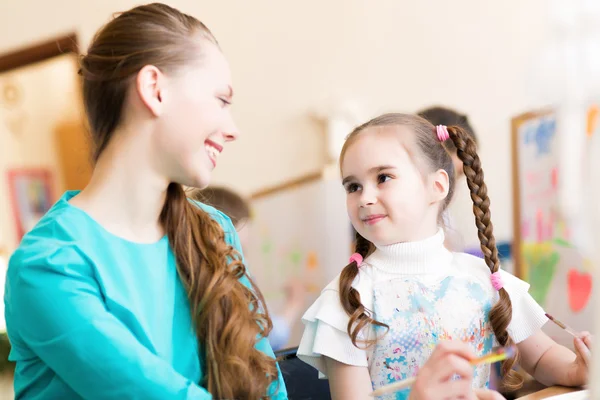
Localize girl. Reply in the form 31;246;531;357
297;113;592;399
4;4;286;399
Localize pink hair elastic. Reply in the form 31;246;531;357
436;125;450;142
349;253;363;267
491;272;504;291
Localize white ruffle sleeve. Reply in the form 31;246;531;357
297;273;374;378
498;270;548;343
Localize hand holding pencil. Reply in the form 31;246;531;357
545;313;592;357
370;341;506;399
546;313;593;385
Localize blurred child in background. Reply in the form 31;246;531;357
190;186;307;351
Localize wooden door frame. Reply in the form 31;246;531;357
0;33;79;74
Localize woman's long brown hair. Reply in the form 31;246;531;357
338;113;521;390
79;4;277;398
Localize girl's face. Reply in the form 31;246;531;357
341;126;448;246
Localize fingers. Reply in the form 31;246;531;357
434;354;474;382
574;336;591;367
412;341;478;400
580;331;593;350
430;340;476;362
424;341;475;382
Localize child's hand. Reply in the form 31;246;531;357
409;341;481;400
570;331;593;385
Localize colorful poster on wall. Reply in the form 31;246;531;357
512;109;596;346
513;110;561;298
7;168;54;240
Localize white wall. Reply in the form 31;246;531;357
0;0;552;242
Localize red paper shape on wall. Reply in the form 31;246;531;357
551;167;559;190
567;268;592;313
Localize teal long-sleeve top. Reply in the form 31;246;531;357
4;191;288;399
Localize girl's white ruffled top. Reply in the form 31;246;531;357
297;229;547;397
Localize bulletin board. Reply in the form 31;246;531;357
512;108;596;344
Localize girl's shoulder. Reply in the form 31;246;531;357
322;263;377;296
451;251;532;303
451;251;493;282
304;264;378;325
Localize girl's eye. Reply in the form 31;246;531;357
378;174;392;184
345;183;360;193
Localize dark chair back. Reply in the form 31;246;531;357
275;347;332;400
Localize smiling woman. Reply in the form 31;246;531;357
3;3;287;400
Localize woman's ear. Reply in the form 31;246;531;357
135;64;165;117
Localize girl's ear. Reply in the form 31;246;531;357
429;169;450;204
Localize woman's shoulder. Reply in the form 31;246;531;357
11;193;91;265
7;217;92;301
189;199;236;237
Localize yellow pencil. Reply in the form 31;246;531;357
369;346;517;397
